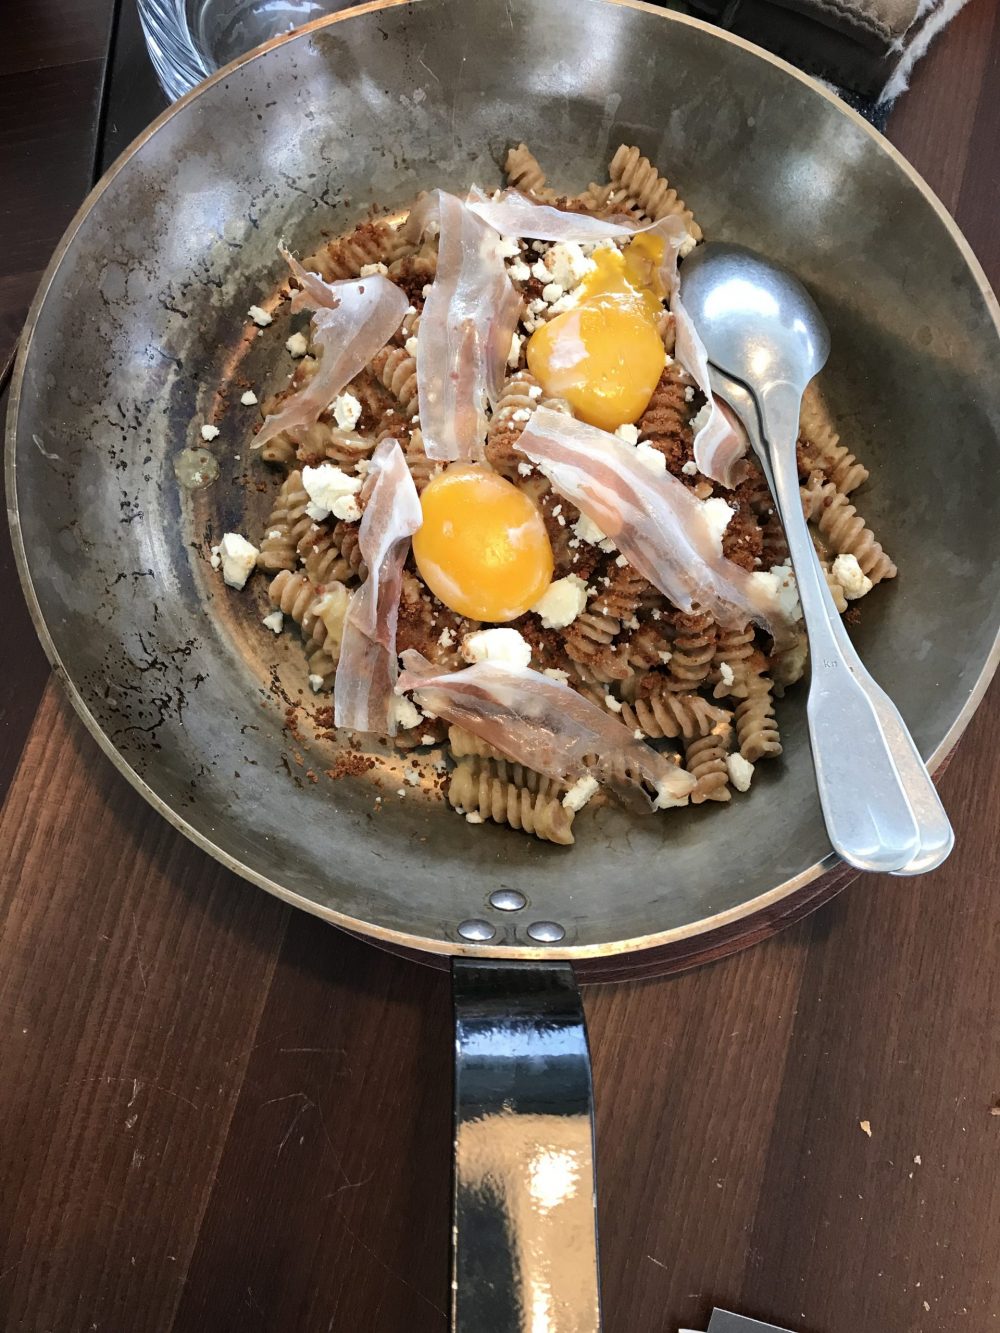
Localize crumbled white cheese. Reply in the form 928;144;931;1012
421;283;433;298
517;461;533;477
573;512;616;552
511;407;532;422
689;402;712;435
461;627;532;669
545;241;596;291
726;752;755;792
240;390;258;406
405;335;419;357
634;728;644;739
530;258;550;283
508;260;532;283
750;563;803;621
831;552;873;600
200;424;220;442
301;463;364;522
681;460;698;476
420;732;437;746
701;496;735;552
508;332;524;367
438;626;456;648
262;610;284;634
678;231;699;259
404;768;421;786
658;650;672;664
527;384;543;399
604;693;622;713
248;304;272;327
614;554;629;568
542;667;570;684
532;574;588;629
308;673;324;692
465;811;485;824
541;281;564;305
496;235;521;260
359;261;389;276
653;778;690;810
331;391;362;431
615;423;640;445
285;331;309;358
562;775;599;812
212;532;258;589
635;442;666;474
391;694;422;731
684;385;695;403
396;788;407;798
719;662;735;687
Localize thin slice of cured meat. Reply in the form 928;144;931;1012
515;406;792;644
397;652;696;808
334;438;422;734
671;291;751;487
410;190;522;461
254;273;407;450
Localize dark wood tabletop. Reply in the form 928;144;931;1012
2;3;1000;1330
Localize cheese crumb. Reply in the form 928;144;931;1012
248;304;272;327
604;693;622;713
511;408;531;422
528;384;543;399
461;628;532;669
635;442;666;474
212;532;258;588
438;626;456;648
653;778;690;810
614;423;640;445
391;695;422;731
359;261;388;276
719;662;735;687
541;281;564;305
420;732;436;746
658;650;672;664
545;241;596;291
689;402;712;435
562;775;599;812
240;390;258;406
285;331;309;358
681;459;698;476
308;673;324;692
726;752;754;791
532;574;587;629
831;552;873;600
508;260;532;283
262;610;284;633
465;811;484;824
517;461;533;477
404;335;419;357
331;391;362;431
404;768;421;786
701;496;735;551
301;463;364;522
542;667;570;684
200;424;220;442
508;331;524;367
496;235;521;259
684;385;695;402
573;512;616;552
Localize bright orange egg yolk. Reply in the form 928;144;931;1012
526;234;667;433
412;465;554;623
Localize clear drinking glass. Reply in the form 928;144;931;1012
137;0;359;100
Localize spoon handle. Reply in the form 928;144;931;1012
761;381;953;875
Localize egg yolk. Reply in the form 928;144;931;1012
526;234;667;433
412;465;554;623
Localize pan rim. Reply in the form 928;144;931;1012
7;0;1000;961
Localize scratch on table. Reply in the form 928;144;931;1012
68;1074;200;1112
278;1047;347;1056
276;1094;315;1157
647;1255;668;1271
416;47;440;83
0;1256;24;1285
334;1208;446;1317
325;1170;376;1200
129;911;148;993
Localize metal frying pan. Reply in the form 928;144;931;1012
7;0;1000;1326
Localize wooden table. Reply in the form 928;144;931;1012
2;4;999;1329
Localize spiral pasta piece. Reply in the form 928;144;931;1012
665;610;716;692
300;524;354;588
684;730;732;804
803;476;897;583
449;757;575;845
620;687;731;741
625;618;673;670
486;372;570;477
257;470;314;572
302;218;409;282
562;610;632;682
636;363;697;475
799;384;869;495
590;561;649;624
504;143;557;200
448;724;509;762
735;673;782;762
607;144;702;237
371;343;419;419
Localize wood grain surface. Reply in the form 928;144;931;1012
2;4;1000;1331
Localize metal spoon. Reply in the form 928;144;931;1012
680;243;953;876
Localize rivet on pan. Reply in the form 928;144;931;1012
526;921;566;943
457;918;496;942
488;889;527;912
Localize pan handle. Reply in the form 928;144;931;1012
451;959;602;1332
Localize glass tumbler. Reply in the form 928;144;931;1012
137;0;360;100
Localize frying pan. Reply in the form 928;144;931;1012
7;0;1000;1327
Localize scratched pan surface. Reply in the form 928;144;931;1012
7;0;1000;959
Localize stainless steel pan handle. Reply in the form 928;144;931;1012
452;960;602;1332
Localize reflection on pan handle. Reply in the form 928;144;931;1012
452;960;602;1332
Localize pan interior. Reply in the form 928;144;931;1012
9;0;1000;955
